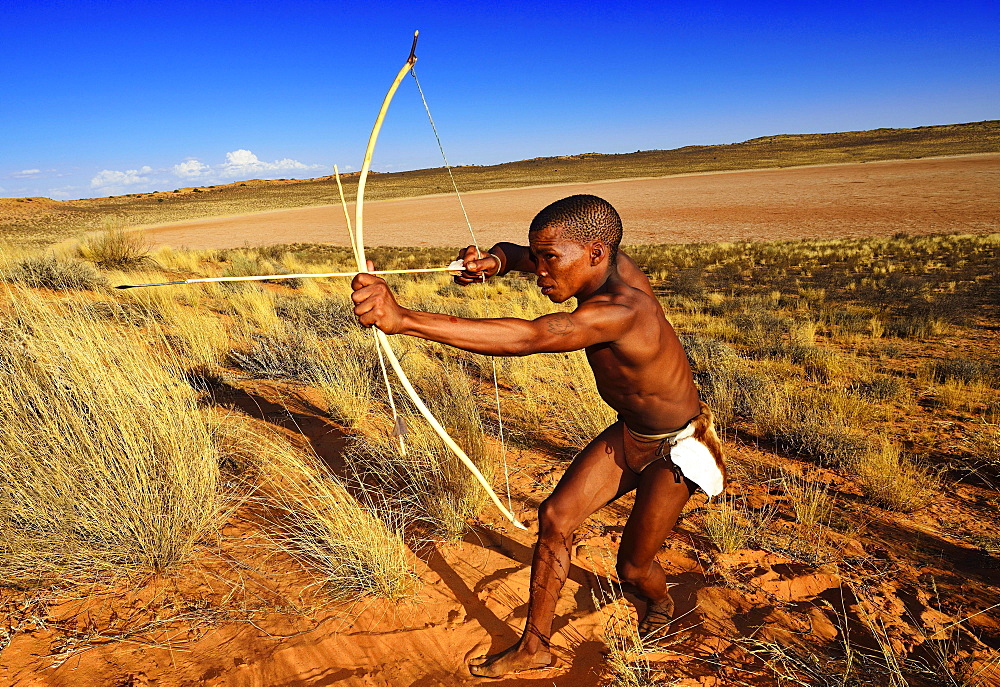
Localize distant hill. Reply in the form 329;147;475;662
2;120;998;245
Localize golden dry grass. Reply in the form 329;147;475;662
0;287;220;576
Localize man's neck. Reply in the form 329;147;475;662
576;263;618;303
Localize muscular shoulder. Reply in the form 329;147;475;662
614;252;656;298
573;279;655;333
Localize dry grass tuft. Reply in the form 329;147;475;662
702;495;777;553
852;440;938;512
0;288;219;577
77;223;154;270
215;416;418;599
3;253;107;291
782;470;834;528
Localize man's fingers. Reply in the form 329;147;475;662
351;271;385;291
351;282;383;306
456;245;479;262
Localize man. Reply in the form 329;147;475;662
351;194;725;678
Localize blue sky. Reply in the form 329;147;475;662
1;0;996;200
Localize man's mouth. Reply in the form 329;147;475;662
538;282;554;296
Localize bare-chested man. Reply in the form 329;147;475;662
351;194;725;678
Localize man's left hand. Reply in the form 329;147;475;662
351;261;407;334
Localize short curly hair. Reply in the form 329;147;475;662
529;195;623;261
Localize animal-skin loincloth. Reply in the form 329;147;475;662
621;402;727;497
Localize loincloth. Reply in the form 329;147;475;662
621;401;727;497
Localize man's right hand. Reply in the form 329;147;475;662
453;245;501;285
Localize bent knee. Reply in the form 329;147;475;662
537;498;579;540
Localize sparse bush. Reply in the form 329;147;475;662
782;470;834;527
851;374;907;402
215;416;417;599
345;344;499;541
314;328;379;426
752;386;873;465
670;266;706;299
0;291;219;577
852;441;938;512
702;495;777;553
928;357;993;386
227;322;324;382
275;293;356;338
885;310;946;339
78;225;153;270
964;424;1000;477
800;346;846;383
4;253;107;290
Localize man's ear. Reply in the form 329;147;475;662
590;241;607;266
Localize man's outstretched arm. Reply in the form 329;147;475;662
352;272;632;356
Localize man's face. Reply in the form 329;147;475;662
528;225;592;303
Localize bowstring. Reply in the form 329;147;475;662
410;67;512;513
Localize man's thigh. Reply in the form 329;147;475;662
618;460;693;568
544;421;638;530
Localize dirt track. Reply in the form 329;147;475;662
141;154;1000;249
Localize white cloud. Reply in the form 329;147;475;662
12;169;41;178
90;166;154;190
172;159;211;178
219;149;319;178
79;150;321;198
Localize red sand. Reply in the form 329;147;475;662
142;154;1000;250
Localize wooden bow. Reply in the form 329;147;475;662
352;31;526;530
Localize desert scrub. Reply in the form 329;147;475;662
0;289;219;577
781;469;834;527
216;416;417;599
313;327;379;426
228;321;321;381
114;273;184;321
751;384;873;466
346;409;499;541
702;495;777;553
77;224;154;270
217;249;301;288
851;440;938;512
926;356;994;386
3;252;107;290
850;373;907;402
163;308;231;374
274;291;356;338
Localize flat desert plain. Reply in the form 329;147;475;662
142;153;1000;249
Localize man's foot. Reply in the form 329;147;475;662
638;593;675;640
468;644;554;678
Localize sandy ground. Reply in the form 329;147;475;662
2;377;997;686
141;154;1000;250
